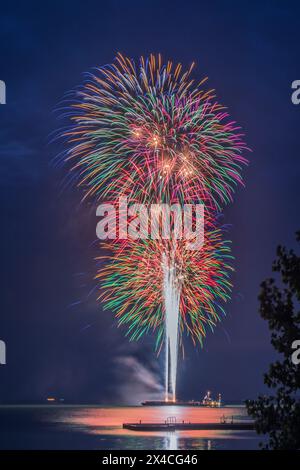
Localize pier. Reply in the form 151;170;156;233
123;418;255;432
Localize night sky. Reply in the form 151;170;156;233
1;0;300;404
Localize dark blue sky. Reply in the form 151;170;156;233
0;0;300;403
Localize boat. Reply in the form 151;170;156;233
142;391;223;407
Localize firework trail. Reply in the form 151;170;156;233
96;227;234;400
162;251;181;402
63;54;248;401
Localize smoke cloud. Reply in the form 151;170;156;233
114;355;164;404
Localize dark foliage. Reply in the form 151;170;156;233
246;231;300;449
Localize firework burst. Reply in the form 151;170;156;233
64;53;248;209
96;228;233;350
63;54;249;401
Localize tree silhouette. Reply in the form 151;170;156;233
246;231;300;449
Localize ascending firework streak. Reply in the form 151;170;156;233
162;251;181;402
97;229;234;401
63;54;248;401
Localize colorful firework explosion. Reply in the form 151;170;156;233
96;228;233;349
63;54;248;399
64;53;248;209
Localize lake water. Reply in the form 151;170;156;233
0;405;264;450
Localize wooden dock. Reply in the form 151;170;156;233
123;421;255;432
